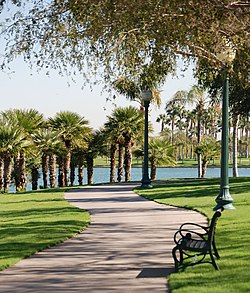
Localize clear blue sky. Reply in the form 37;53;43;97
1;55;195;134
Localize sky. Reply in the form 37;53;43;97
0;56;196;134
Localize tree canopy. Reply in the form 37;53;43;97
1;0;249;86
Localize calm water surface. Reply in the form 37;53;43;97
9;166;250;192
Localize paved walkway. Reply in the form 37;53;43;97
0;183;206;292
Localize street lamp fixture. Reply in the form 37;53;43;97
214;41;236;211
141;89;152;188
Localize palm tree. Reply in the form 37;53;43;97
156;113;169;132
104;119;125;183
112;76;162;109
105;106;144;182
32;128;62;188
84;130;107;185
195;137;220;178
0;124;28;192
49;111;91;186
26;154;41;190
1;109;44;191
148;137;176;180
165;91;187;145
187;86;210;177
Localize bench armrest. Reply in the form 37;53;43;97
179;222;209;232
173;228;207;245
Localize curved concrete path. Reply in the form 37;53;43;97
0;183;206;292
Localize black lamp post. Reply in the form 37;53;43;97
141;89;152;188
214;44;236;211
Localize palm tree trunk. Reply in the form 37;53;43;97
87;155;94;185
124;137;132;182
58;155;65;187
49;153;57;188
42;153;49;188
246;127;249;158
64;149;71;186
201;159;208;178
232;114;239;177
0;157;4;192
14;155;20;191
110;143;117;183
117;143;124;182
4;156;12;193
70;161;75;186
197;109;202;178
78;156;84;185
31;167;39;190
19;152;26;191
171;118;175;145
150;158;157;180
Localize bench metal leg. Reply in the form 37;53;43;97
209;250;219;270
212;240;220;259
172;246;183;272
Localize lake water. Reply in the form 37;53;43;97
8;166;250;192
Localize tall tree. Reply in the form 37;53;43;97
2;1;248;111
1;109;44;191
32;128;62;188
0;124;28;192
49;111;91;187
195;137;220;178
105;106;144;182
148;137;176;180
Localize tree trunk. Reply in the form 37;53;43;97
246;127;249;158
197;108;202;178
0;157;4;192
42;153;49;188
110;143;117;183
150;159;157;180
124;137;132;182
19;152;26;191
58;155;65;187
171;118;175;145
4;156;12;193
49;153;57;188
201;158;208;178
31;167;39;190
232;114;239;177
14;155;20;191
64;149;71;187
78;156;84;186
87;155;94;185
117;143;124;182
70;161;76;186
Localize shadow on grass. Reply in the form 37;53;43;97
138;177;250;200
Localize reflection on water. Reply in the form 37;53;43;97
9;167;250;192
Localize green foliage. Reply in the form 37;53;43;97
136;177;250;292
0;189;90;270
1;1;249;87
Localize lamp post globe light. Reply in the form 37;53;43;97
141;89;152;188
214;42;236;211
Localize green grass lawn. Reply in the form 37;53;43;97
0;188;90;270
136;177;250;293
94;156;250;167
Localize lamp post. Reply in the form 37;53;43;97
141;89;152;188
214;43;236;211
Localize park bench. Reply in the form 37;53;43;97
172;210;222;272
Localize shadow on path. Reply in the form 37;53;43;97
0;182;206;292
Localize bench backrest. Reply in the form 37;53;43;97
207;211;222;245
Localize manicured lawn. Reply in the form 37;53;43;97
0;188;90;270
136;177;250;293
94;156;250;167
